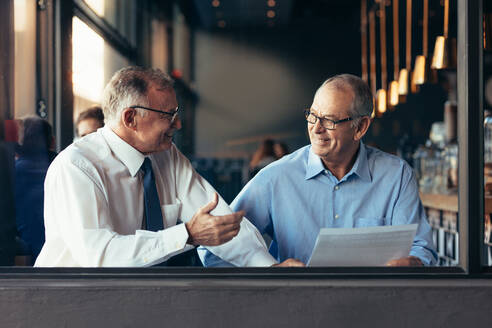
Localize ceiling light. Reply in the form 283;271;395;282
389;81;399;107
376;89;387;115
399;0;412;96
376;3;387;115
431;0;456;69
388;0;400;107
414;0;429;85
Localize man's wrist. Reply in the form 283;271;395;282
184;222;194;245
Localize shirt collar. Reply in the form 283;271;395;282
305;147;326;180
101;126;145;177
346;141;372;182
304;142;372;182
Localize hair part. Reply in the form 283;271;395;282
315;74;373;128
101;66;174;126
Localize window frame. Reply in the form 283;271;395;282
1;0;490;279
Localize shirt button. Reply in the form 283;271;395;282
334;186;339;190
335;214;339;219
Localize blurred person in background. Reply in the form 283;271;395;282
15;116;56;264
75;105;104;138
273;141;289;159
249;139;277;179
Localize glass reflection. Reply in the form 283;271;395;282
73;17;105;105
2;0;464;268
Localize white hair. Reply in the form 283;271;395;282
101;66;174;126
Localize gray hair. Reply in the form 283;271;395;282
315;74;373;128
101;66;174;126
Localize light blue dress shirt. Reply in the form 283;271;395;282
201;142;437;266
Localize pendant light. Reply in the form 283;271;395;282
398;0;411;96
369;9;377;118
413;0;428;85
431;0;455;69
376;2;388;116
388;0;400;108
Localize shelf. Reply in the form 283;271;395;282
420;193;492;213
420;193;458;212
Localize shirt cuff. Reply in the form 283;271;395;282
410;247;437;266
243;248;278;267
158;223;189;252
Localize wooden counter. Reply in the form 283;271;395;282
420;193;492;213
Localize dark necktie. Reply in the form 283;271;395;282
141;158;164;231
141;158;202;267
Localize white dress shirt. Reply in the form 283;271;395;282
35;127;276;267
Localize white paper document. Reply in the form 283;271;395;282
307;224;418;266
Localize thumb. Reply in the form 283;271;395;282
199;192;219;214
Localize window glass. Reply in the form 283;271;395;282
4;0;469;271
72;16;130;123
13;0;36;119
190;0;458;268
83;0;138;47
484;9;492;266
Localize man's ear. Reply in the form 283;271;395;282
121;107;137;130
354;116;372;141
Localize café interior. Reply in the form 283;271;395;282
0;0;491;326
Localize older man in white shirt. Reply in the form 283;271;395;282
35;66;303;267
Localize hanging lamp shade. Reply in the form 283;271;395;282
388;0;400;108
389;80;400;106
398;0;412;97
376;2;388;116
398;68;409;94
413;55;426;84
413;0;428;85
377;89;387;114
431;36;448;69
431;0;456;69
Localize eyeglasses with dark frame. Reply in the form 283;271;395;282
304;109;354;130
129;105;180;122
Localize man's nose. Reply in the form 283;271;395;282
313;118;325;133
173;116;182;130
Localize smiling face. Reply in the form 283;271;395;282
308;86;360;169
131;86;181;154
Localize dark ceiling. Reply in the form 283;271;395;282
182;0;362;29
178;0;458;43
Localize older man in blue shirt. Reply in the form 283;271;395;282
201;74;437;266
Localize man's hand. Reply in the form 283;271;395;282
272;258;305;267
185;193;244;246
386;256;423;267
